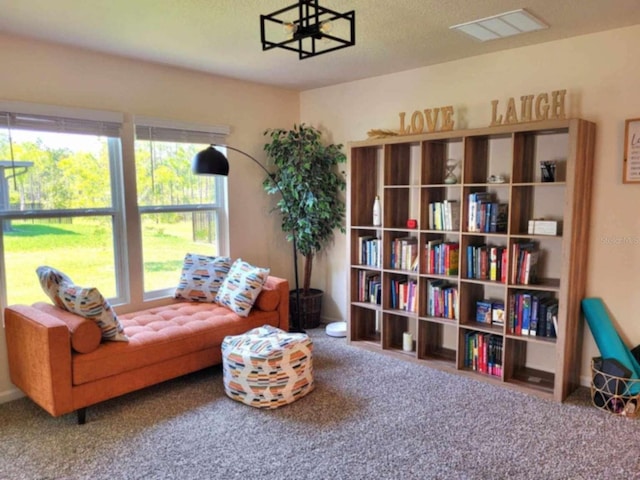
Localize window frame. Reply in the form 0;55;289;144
0;102;127;305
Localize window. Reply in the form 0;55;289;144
134;119;229;297
0;104;125;306
0;102;230;313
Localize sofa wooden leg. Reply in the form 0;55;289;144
77;408;86;425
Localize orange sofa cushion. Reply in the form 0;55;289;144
71;301;280;385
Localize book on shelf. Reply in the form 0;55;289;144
520;292;532;336
425;238;443;274
491;302;505;326
433;202;443;230
489;246;498;281
501;248;508;284
476;300;492;324
443;199;460;231
490;203;508;233
523;249;539;285
547;302;558;338
444;242;459;276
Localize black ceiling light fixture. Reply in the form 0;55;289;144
260;0;355;60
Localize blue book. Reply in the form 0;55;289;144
521;292;532;335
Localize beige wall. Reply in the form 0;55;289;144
301;24;640;385
0;33;299;402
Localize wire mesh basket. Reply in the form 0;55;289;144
591;357;640;417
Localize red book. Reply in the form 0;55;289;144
501;247;508;284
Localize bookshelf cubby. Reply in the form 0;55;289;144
347;119;595;401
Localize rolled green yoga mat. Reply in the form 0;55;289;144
582;297;640;395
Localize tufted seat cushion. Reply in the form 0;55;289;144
71;301;280;386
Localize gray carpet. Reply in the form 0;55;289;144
1;328;639;480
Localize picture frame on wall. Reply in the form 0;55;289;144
623;118;640;183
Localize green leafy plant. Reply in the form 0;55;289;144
263;124;346;295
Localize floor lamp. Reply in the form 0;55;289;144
192;144;304;334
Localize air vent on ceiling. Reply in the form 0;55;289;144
450;8;548;42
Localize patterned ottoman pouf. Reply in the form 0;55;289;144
221;325;314;409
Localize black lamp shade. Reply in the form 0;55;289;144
192;146;230;176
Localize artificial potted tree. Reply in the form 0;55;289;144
263;123;346;329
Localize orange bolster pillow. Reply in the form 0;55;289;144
254;286;280;312
32;302;102;353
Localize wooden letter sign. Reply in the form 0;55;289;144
398;106;455;135
490;90;567;126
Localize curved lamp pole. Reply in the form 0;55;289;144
192;144;304;334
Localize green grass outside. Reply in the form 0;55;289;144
4;219;214;305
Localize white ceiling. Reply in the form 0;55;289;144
1;0;640;91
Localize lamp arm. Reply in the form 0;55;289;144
213;144;304;333
214;144;293;232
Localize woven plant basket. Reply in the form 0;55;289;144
290;289;323;329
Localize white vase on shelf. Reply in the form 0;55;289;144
372;195;381;226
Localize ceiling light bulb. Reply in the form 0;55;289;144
320;20;332;34
283;22;298;36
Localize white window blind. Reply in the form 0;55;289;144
135;117;230;145
0;101;122;137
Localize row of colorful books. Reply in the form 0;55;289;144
508;292;558;337
464;332;503;377
428;200;460;231
466;245;507;282
511;241;539;285
357;271;381;304
390;278;417;312
358;235;382;268
361;235;541;287
467;192;508;233
424;240;459;275
390;236;418;271
426;280;457;319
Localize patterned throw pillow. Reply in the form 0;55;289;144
36;265;73;308
215;259;270;317
174;253;232;302
36;266;128;342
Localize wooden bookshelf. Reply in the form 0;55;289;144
347;119;596;402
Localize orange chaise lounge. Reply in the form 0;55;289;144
4;260;289;424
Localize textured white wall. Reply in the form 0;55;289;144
301;24;640;385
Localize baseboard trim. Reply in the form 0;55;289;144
0;387;24;404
